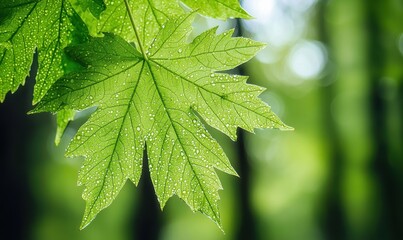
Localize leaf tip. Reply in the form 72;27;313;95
240;12;253;20
79;213;93;230
212;215;225;234
280;124;295;131
79;203;98;230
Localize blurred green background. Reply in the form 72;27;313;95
1;0;402;239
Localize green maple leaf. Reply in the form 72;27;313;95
33;9;289;229
0;0;88;103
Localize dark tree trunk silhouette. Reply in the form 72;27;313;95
367;1;403;239
235;130;258;240
317;1;347;239
132;150;162;240
0;54;38;240
235;19;259;240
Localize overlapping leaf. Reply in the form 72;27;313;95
34;10;289;228
181;0;251;19
76;0;250;40
55;108;75;145
0;0;88;103
69;0;106;19
88;0;183;44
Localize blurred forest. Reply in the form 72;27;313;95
0;0;402;239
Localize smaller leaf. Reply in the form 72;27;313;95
0;0;89;103
181;0;252;19
93;0;183;45
70;0;106;19
55;109;75;146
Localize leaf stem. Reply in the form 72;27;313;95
123;0;148;60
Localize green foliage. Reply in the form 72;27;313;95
1;0;289;230
0;0;88;103
69;0;106;18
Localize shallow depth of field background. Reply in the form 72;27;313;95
1;0;402;239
